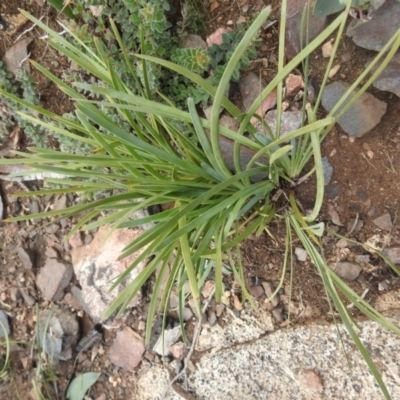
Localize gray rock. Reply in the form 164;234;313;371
356;254;371;264
19;287;35;306
215;134;269;183
272;307;283;323
335;261;362;281
84;233;93;245
36;258;73;301
137;364;183;400
249;285;264;298
326;185;340;198
368;206;378;217
209;311;217;327
0;310;10;337
17;247;33;269
239;72;267;112
3;38;32;75
369;51;400;98
45;224;60;234
29;200;40;214
322;156;333;185
382;247;400;264
373;213;393;231
239;72;277;126
109;327;145;370
347;217;364;233
37;307;78;361
54;194;67;211
183;34;207;50
153;326;182;356
285;0;327;60
321;81;387;138
262;110;302;139
182;307;194;322
347;0;400;52
71;225;148;327
378;280;390;291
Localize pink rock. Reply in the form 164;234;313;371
109;328;144;370
285;74;304;96
206;27;231;46
202;280;215;298
169;341;186;359
36;258;73;301
71;226;148;326
68;232;84;248
298;369;323;392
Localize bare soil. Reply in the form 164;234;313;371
1;1;400;399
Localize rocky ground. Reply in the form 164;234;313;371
1;0;400;399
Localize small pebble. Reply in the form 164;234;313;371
45;224;60;234
372;213;392;231
295;247;307;262
0;310;10;337
272;307;283;323
378;280;389;291
215;303;225;317
29;200;40;214
335;261;362;281
249;285;264;298
208;311;217;327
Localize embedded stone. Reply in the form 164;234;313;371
321;81;387;138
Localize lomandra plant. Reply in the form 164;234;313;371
1;2;400;398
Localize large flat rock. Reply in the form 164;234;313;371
347;0;400;52
369;51;400;98
136;314;400;399
285;0;327;60
321;81;387;137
